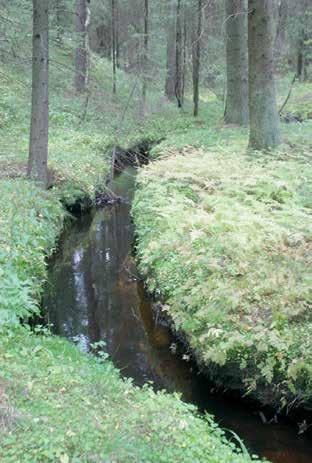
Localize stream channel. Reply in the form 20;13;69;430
43;167;312;463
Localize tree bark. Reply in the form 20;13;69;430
112;0;117;94
181;10;187;107
28;0;49;188
248;0;281;150
274;0;288;60
192;0;202;117
297;29;308;82
224;0;249;126
75;0;90;93
142;0;149;106
116;2;120;68
175;0;183;107
297;1;312;82
165;0;177;100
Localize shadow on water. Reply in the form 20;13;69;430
43;167;312;463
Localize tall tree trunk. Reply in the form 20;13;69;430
274;0;288;60
181;11;187;107
248;0;281;150
224;0;249;126
299;1;312;82
111;0;117;94
75;0;90;93
192;0;202;117
142;0;149;106
175;0;183;107
165;0;176;100
116;2;120;68
297;29;307;82
28;0;49;188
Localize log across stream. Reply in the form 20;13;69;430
43;167;312;463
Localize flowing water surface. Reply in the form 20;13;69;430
44;168;312;463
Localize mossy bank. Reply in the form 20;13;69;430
132;113;312;413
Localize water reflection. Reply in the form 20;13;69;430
44;168;312;463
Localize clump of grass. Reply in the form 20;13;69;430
133;127;312;410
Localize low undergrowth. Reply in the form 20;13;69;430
0;324;264;463
0;59;262;461
0;147;109;324
0;162;262;461
0;46;205;323
0;180;65;323
2;36;310;461
133;121;312;411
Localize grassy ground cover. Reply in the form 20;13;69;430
0;170;262;463
0;324;264;463
0;147;261;463
0;65;111;324
0;50;210;325
0;49;263;461
133;90;312;411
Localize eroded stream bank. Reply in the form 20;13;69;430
43;167;312;463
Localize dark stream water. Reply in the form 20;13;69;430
44;168;312;463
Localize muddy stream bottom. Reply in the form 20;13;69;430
43;168;312;463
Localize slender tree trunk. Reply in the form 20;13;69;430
142;0;149;107
175;0;183;107
274;0;288;60
116;2;120;68
297;31;307;82
75;0;90;93
111;0;117;94
224;0;249;126
248;0;281;150
165;0;176;100
297;50;304;82
181;11;187;107
295;0;312;82
192;0;202;117
28;0;49;188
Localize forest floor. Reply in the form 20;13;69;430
0;38;311;459
1;324;261;463
0;57;266;461
133;81;312;413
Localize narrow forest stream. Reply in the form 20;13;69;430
43;167;312;463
